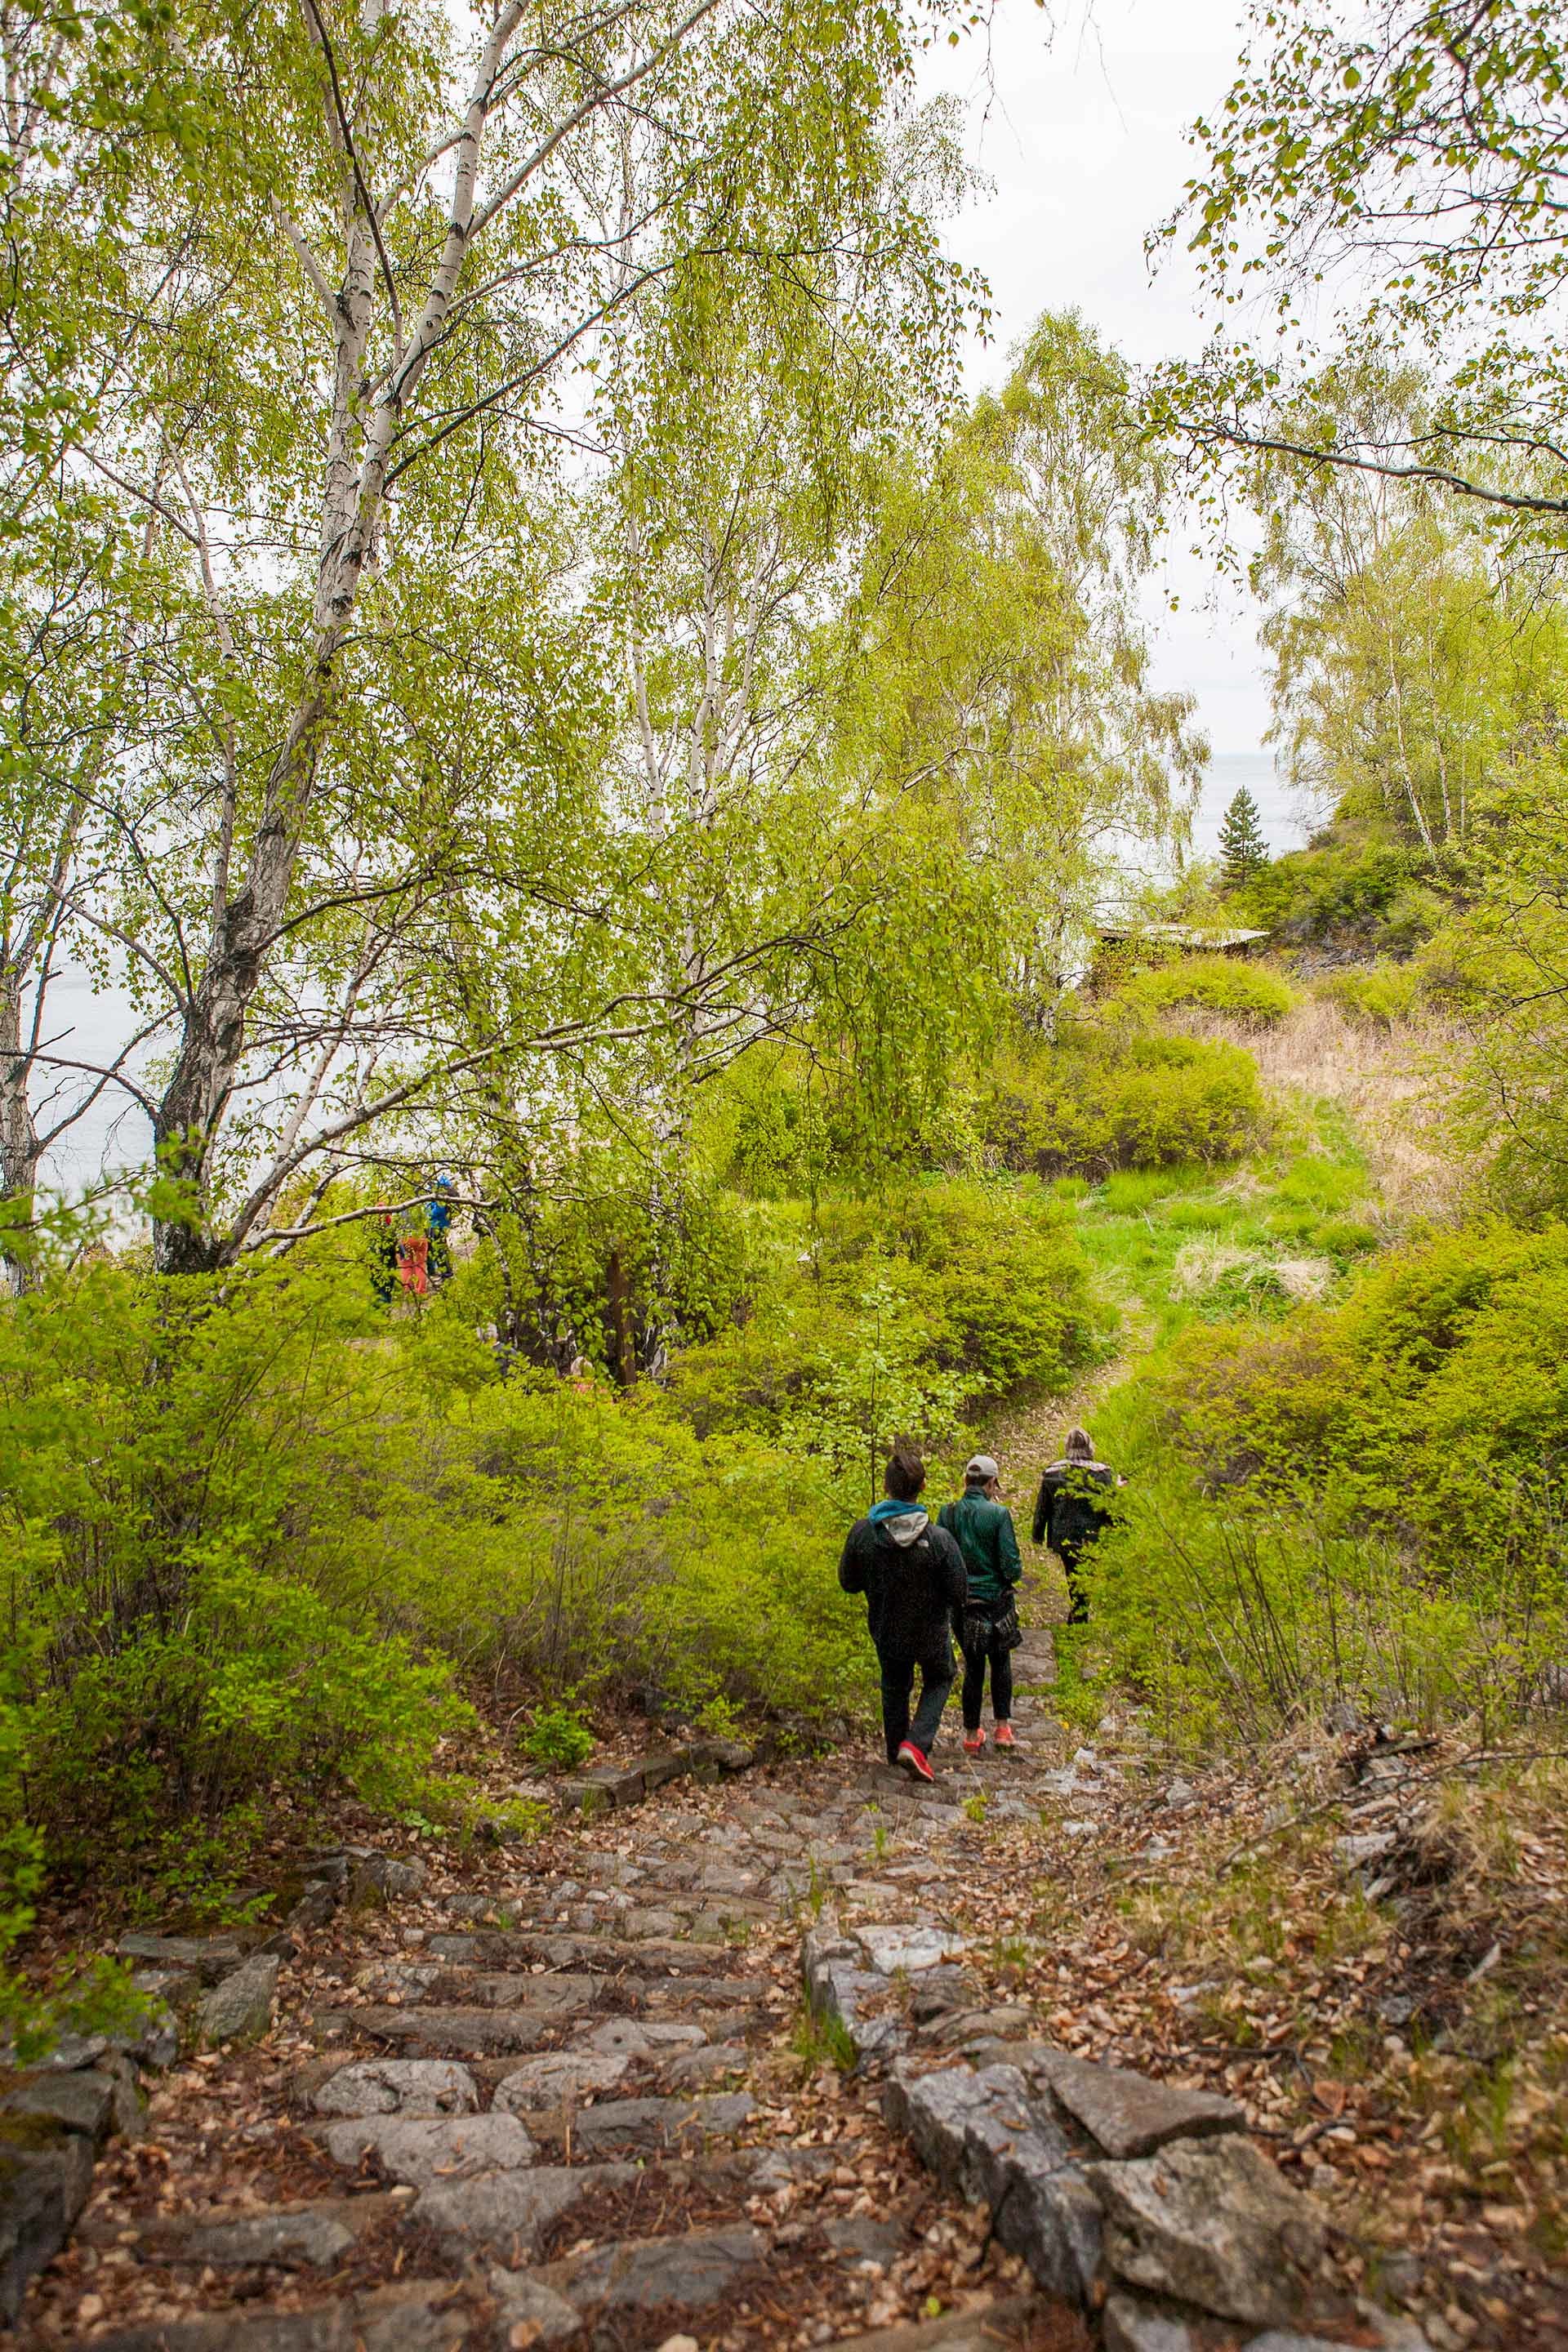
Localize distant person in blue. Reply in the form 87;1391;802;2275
427;1174;454;1285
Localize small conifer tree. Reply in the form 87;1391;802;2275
1218;786;1268;889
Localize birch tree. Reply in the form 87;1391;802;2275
844;311;1205;1031
34;0;972;1272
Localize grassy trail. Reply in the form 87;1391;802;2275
981;999;1431;1639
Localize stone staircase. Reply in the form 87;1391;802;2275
1;1647;1428;2352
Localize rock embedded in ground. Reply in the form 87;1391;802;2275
803;1927;906;2067
1086;2136;1328;2328
486;2265;583;2343
491;2049;628;2107
1242;2332;1433;2352
169;2205;359;2269
72;2277;468;2350
322;2111;538;2187
568;2090;753;2155
326;2003;558;2056
659;2040;749;2087
581;2017;706;2059
564;1763;648;1811
697;1863;759;1895
685;1736;755;1774
1034;2050;1245;2160
826;2214;907;2270
1103;2291;1196;2350
882;2060;1102;2305
2;2067;117;2144
310;2059;479;2118
117;1932;255;1984
197;1952;279;2047
415;2159;637;2256
312;1848;429;1904
0;2115;96;2323
858;1925;967;1975
536;2221;765;2314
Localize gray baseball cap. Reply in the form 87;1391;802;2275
964;1454;1000;1483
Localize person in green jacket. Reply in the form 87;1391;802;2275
938;1454;1023;1753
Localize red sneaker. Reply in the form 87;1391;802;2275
896;1740;935;1784
963;1729;986;1755
994;1722;1018;1749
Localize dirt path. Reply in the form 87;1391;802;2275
982;1286;1152;1486
978;1287;1154;1657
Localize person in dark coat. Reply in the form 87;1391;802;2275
839;1443;967;1783
1032;1426;1120;1624
938;1454;1023;1754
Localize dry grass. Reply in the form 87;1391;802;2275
1181;996;1463;1221
1169;1237;1256;1298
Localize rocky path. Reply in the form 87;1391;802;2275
3;1642;1429;2352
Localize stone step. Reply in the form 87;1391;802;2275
316;1984;767;2060
353;1962;598;2010
95;2194;396;2270
486;2037;749;2112
355;1959;768;2012
421;1928;752;1975
314;2003;565;2056
412;2157;639;2258
314;2109;541;2185
818;2294;1054;2352
302;2056;481;2118
499;2219;768;2340
528;2088;755;2157
71;2277;469;2351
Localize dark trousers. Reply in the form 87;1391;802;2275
878;1646;954;1762
1061;1541;1089;1624
960;1630;1013;1731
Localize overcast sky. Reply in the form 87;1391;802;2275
919;0;1276;768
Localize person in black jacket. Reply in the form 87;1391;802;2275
1032;1427;1120;1625
839;1443;967;1783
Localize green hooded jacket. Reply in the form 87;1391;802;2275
938;1490;1022;1608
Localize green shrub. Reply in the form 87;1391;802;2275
1082;1476;1549;1749
1084;1222;1568;1743
1316;963;1420;1030
983;1022;1268;1179
666;1179;1103;1459
456;1169;747;1383
1118;955;1295;1025
1;1255;470;1868
519;1702;595;1770
1231;836;1428;944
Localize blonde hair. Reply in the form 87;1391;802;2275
1065;1427;1094;1463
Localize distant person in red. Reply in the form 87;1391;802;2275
396;1227;430;1298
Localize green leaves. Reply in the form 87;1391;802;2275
1155;0;1568;527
